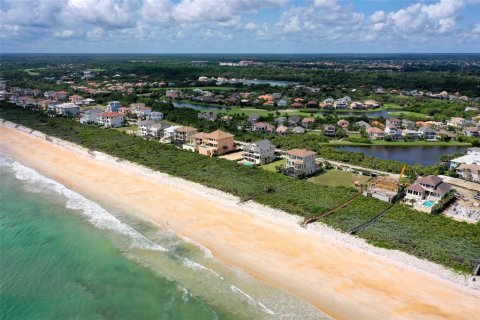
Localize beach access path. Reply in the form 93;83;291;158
1;122;479;320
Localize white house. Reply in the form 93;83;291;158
97;112;124;128
242;140;276;165
449;148;480;169
147;111;164;121
80;109;102;124
82;98;95;106
418;126;437;141
138;120;157;137
55;103;80;117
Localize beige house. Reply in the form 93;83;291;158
405;176;452;212
457;163;480;182
366;127;385;140
174;126;198;143
197;130;236;156
285;148;318;177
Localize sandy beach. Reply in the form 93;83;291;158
1;121;479;319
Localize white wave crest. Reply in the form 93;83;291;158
230;285;275;315
179;235;214;259
182;258;223;279
3;155;167;252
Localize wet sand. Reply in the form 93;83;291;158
1;122;479;320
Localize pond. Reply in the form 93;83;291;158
337;145;468;166
172;101;226;111
314;109;392;118
216;79;298;87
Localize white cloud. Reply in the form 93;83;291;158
244;22;257;30
55;30;74;38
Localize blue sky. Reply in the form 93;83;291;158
1;0;479;53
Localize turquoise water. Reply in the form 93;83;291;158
422;200;435;208
0;155;329;320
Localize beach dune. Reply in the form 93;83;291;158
1;123;479;320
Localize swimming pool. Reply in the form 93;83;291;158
423;200;435;207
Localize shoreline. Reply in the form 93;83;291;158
1;120;479;319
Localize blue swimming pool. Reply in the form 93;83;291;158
423;200;435;207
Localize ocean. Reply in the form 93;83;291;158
0;155;329;320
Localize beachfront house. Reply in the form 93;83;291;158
55;103;80;117
284;148;318;177
148;122;171;139
97;112;124;128
80;109;102;124
198;130;235;157
174;126;198;144
405;176;451;212
457;164;480;182
242;140;276;165
138;120;157;137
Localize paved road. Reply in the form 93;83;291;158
317;158;400;179
438;175;480;192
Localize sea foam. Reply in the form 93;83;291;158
0;154;167;252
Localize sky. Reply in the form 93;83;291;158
0;0;479;53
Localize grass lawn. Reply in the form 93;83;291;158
151;86;235;92
388;111;428;119
308;169;370;187
115;125;138;133
260;159;285;172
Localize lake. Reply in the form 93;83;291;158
315;109;392;118
337;145;467;166
173;101;226;111
216;79;298;87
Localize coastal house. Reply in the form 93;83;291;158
166;90;181;99
55;103;80;117
148;122;171;139
334;98;348;109
53;91;68;101
274;117;287;125
405;176;451;212
198;112;218;122
174;126;198;144
69;95;84;105
82;98;95;106
364;99;380;108
363;176;400;203
305;100;318;108
285;148;318;177
355;121;371;130
147;111;164;121
386;118;402;128
248;114;261;123
276;125;289;135
97;112;124;128
447;117;467;128
401;129;420;140
457;164;480;182
106;101;121;112
463;127;480;137
80;109;102;124
449;148;480;169
384;125;402;139
366;127;385;140
301;117;315;128
242;140;276;165
350;101;365;110
198;130;235;156
288;116;302;126
337;119;349;129
418;126;437;141
138;120;157;137
130;103;152;118
323;125;336;137
292;126;306;134
253;122;274;133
